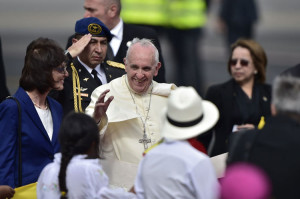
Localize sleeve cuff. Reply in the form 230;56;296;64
64;50;73;60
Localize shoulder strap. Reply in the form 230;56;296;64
106;60;125;69
6;96;22;187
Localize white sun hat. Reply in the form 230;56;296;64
162;86;219;140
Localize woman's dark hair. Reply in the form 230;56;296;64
227;39;268;83
19;37;66;94
58;112;100;199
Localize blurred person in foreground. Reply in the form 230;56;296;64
227;63;300;199
86;38;176;190
134;86;219;199
0;38;67;187
66;0;166;83
220;163;271;199
37;112;135;199
51;17;125;115
204;39;271;156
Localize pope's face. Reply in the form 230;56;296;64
124;44;161;94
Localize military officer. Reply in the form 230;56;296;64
52;17;126;115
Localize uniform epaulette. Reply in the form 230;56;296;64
106;60;125;69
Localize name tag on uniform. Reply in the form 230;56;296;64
79;93;89;98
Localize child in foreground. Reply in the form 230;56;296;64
37;112;135;199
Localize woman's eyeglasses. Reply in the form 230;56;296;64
230;59;250;67
54;65;67;74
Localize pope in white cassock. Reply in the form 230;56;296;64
85;38;176;190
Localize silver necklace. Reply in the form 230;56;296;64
33;101;48;110
125;77;153;149
26;91;48;110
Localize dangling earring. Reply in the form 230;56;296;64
254;70;258;74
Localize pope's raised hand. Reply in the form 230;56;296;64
93;89;114;123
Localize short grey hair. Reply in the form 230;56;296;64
272;75;300;114
104;0;121;14
125;38;159;66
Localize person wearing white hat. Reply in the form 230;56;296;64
134;86;220;199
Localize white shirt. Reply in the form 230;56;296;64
110;19;123;56
35;107;53;140
135;140;220;199
37;153;136;199
77;57;107;84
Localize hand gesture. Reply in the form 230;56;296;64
0;185;15;199
67;34;92;58
93;89;114;123
237;123;255;131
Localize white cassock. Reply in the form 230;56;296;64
86;75;176;190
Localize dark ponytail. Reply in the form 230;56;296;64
57;112;100;198
58;149;74;199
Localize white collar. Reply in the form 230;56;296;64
110;19;123;40
77;57;102;74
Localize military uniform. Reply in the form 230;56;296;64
50;17;125;116
52;58;125;116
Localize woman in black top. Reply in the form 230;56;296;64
204;39;271;156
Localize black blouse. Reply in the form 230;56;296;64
232;81;262;126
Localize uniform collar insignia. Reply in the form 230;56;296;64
80;87;88;92
76;87;88;92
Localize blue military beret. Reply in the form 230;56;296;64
75;17;112;42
